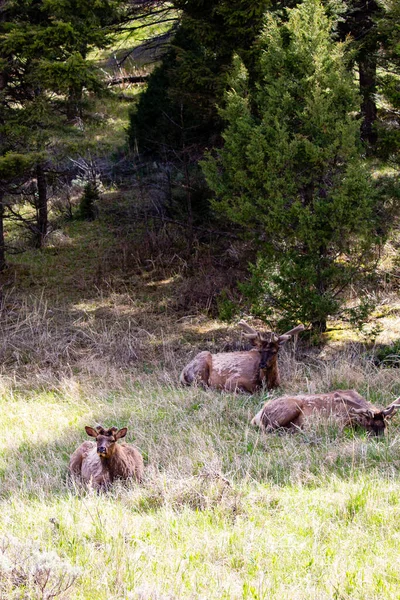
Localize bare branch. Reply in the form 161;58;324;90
107;74;149;86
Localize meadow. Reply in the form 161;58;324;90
1;217;400;599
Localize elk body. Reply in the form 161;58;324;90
251;390;400;435
180;321;305;393
69;425;144;488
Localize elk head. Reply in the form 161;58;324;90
347;400;400;436
239;321;305;370
85;425;128;458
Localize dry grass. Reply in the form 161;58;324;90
1;289;400;599
1;214;400;599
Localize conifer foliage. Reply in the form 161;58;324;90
0;0;122;259
202;0;380;331
377;0;400;165
128;0;268;157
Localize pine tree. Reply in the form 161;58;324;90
202;0;380;332
128;0;268;157
376;0;400;165
78;181;99;221
0;0;122;256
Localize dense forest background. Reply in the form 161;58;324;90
1;0;399;336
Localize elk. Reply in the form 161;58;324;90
251;390;400;435
69;425;144;488
180;321;305;393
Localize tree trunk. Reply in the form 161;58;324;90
0;192;6;272
66;86;83;121
108;74;149;86
311;319;327;333
314;247;328;333
359;53;378;146
184;161;194;256
35;163;48;249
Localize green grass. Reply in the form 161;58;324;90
2;197;400;599
2;367;400;599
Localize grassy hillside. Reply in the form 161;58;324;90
0;209;400;599
2;4;400;597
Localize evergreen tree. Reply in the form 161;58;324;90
202;0;380;332
78;181;99;221
0;0;122;255
128;0;268;158
376;0;400;165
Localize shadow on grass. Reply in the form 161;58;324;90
0;211;400;507
2;393;400;509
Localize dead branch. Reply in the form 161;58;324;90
107;75;149;86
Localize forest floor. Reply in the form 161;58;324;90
0;204;400;599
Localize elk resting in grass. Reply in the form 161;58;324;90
180;321;305;393
251;390;400;435
69;425;144;488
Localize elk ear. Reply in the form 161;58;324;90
85;426;98;438
114;427;128;440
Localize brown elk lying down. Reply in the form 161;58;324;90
251;390;400;435
69;425;144;488
180;321;305;393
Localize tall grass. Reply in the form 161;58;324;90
1;284;400;598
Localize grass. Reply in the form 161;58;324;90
1;201;400;598
2;371;400;599
1;278;400;599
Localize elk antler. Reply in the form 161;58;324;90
238;320;259;340
239;320;305;343
333;394;377;418
278;324;305;342
238;320;279;342
348;407;375;418
277;324;305;345
382;398;400;417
